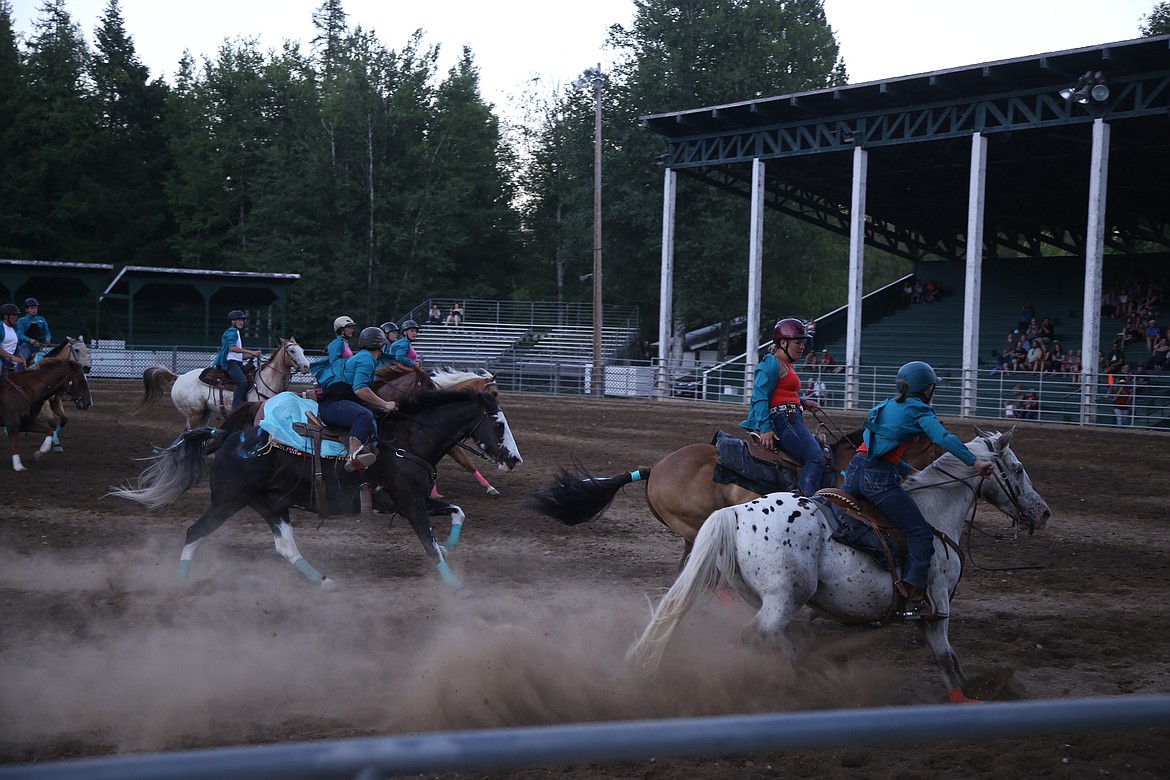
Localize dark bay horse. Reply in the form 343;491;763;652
32;337;91;452
1;351;93;471
110;389;522;593
534;428;940;566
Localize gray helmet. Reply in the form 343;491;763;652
897;361;940;394
227;309;247;321
400;319;419;332
358;326;388;350
1;303;20;316
23;297;39;307
380;321;399;334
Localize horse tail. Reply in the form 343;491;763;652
625;505;740;673
530;463;651;526
132;365;179;414
107;428;220;509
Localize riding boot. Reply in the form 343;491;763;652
345;436;377;472
896;581;939;621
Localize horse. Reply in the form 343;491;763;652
1;351;93;471
133;337;311;429
428;368;522;496
109;389;523;594
625;429;1051;704
31;337;91;452
533;424;940;568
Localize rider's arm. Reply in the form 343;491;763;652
390;339;416;367
739;355;778;435
351;356;397;412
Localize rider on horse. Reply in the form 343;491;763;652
317;326;399;472
1;303;25;375
310;315;356;387
842;360;995;619
16;298;52;367
741;317;824;496
213;310;262;412
388;319;421;367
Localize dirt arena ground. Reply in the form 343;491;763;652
1;379;1167;778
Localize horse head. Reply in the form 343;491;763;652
66;336;91;374
64;362;93;410
281;338;312;375
471;391;522;472
972;428;1051;534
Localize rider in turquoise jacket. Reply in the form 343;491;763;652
388;319;419;367
317;327;399;471
842;361;994;620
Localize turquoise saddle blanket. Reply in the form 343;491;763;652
258;392;347;458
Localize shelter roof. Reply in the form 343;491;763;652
642;36;1170;261
102;265;300;297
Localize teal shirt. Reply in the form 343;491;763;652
862;396;979;469
213;325;241;368
335;349;378;391
740;353;786;435
16;314;51;345
389;336;415;367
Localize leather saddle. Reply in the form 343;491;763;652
290;414;360;516
199;362;256;390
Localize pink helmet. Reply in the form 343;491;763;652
772;318;807;343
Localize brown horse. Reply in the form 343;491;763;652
31;337;91;452
1;352;93;471
533;427;940;566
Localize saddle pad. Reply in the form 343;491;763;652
258;392;346;458
711;429;796;495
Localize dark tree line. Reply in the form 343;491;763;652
2;0;915;352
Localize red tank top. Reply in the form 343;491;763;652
768;357;801;406
857;440;914;465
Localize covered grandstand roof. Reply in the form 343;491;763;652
642;35;1170;262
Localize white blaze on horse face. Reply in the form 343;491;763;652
287;341;311;374
494;409;522;469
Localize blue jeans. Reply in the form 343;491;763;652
318;399;376;444
224;361;251;411
770;408;825;496
843;453;933;589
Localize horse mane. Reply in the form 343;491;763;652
29;354;69;370
395;387;481;414
430;367;491;388
43;341;68;359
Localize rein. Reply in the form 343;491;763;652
383;402;502;466
253;347;292;400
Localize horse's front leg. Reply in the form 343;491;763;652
401;492;471;597
445;447;499;496
266;508;338;591
6;419;26;472
425;495;467;551
918;595;972;702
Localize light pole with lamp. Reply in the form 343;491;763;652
573;64;603;396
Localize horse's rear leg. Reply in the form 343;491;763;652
266;510;337;591
177;501;242;580
742;593;807;662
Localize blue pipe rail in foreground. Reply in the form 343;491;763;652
2;695;1167;780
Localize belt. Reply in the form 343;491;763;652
769;403;803;414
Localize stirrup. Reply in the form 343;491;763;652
896;582;942;621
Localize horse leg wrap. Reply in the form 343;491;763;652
176;560;191;580
444;522;462;550
360;484;373;514
474;470;491;488
293;557;325;583
430;484;443;499
437;560;462;589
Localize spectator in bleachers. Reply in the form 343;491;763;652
990;338;1015;376
1063;348;1081;377
1105;341;1126;375
1025;340;1043;372
923;279;940;302
1144;318;1162;353
803;350;817;371
902;279;914;307
1047;341;1065;373
1001;330;1020;356
1010;339;1029;373
1024;318;1040;343
1037;317;1056;342
1145;335;1168;371
912;279;924;303
1017;303;1035;332
426;304;443;325
446;303;464;326
820;348;844;374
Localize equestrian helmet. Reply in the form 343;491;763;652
0;303;20;316
333;315;355;333
400;319;420;332
358;326;388;350
227;309;247;321
772;317;807;343
23;297;39;307
380;321;399;334
897;361;940;394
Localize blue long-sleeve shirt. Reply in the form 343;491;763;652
862;396;979;473
16;314;51;345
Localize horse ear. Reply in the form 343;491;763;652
997;427;1017;451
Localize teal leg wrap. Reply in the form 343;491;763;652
630;470;644;481
293;557;324;583
437;560;462;589
444;524;462;550
52;426;61;445
177;559;191;580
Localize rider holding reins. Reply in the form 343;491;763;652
741;317;825;497
317;326;399;472
843;361;995;620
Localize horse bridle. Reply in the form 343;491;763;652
382;395;508;472
252;343;301;400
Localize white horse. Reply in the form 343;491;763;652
134;337;311;429
626;429;1051;703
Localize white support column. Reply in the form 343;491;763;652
1080;118;1109;424
961;132;988;417
844;145;868;410
656;167;677;399
745;158;765;397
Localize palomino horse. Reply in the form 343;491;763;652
110;389;523;594
625;430;1051;703
134;337;311;429
533;425;940;568
1;351;93;471
32;337;91;452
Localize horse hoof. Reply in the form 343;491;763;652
486;487;501;496
52;445;64;453
454;586;475;600
33;450;45;461
321;577;341;592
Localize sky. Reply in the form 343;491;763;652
8;0;1162;111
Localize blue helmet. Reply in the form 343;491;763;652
897;361;940;394
227;309;247;321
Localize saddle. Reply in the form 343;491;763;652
198;362;256;391
710;430;796;495
291;415;359;515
